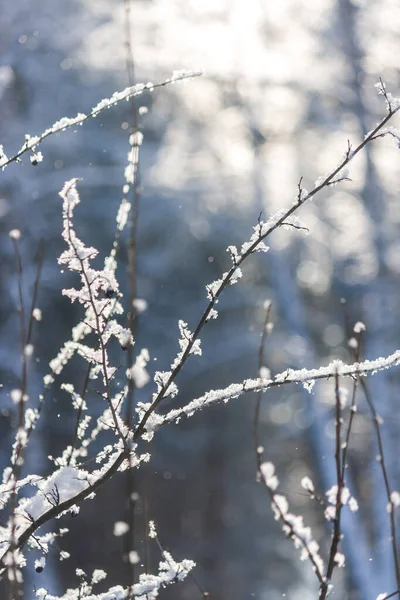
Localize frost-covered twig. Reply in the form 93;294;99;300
376;590;400;600
257;459;325;585
5;347;398;567
375;78;400;114
33;544;195;599
59;180;131;449
253;300;273;460
3;81;400;596
344;315;400;594
156;349;400;432
6;234;44;596
0;70;202;170
340;316;363;486
357;375;400;591
122;4;142;587
133;85;400;440
320;373;347;599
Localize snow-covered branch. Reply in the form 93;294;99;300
3;68;400;599
0;70;202;170
133;89;400;440
154;349;400;432
33;548;195;599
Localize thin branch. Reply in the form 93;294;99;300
345;315;400;595
358;377;400;594
377;590;400;600
2;87;400;578
123;0;142;589
340;304;363;483
257;453;325;586
66;364;91;466
158;349;400;431
134;100;400;440
320;372;345;599
61;181;128;450
1;345;400;567
254;300;273;460
0;71;202;169
7;236;44;599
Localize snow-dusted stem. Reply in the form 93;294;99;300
347;321;400;596
60;181;127;448
320;373;345;599
0;71;202;170
358;377;400;594
134;101;400;440
257;459;325;586
2;350;400;571
123;2;142;588
156;350;400;432
254;301;273;460
6;236;44;597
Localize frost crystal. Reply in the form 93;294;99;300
260;462;279;490
353;321;366;333
0;144;9;169
326;485;350;505
337;387;349;408
259;366;271;379
301;477;314;493
348;337;358;349
128;349;150;388
298;188;309;202
206;308;218;322
129;550;140;564
334;552;345;568
10;389;23;404
32;308;42;321
375;80;400;112
9;229;21;240
113;521;129;536
348;497;359;512
133;298;148;313
390;491;400;507
148;520;157;539
116;199;131;231
282;215;308;233
302;380;315;393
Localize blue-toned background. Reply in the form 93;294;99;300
1;1;400;598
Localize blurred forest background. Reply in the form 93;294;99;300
1;0;400;598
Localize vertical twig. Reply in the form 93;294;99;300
320;371;344;599
340;299;361;483
66;364;91;466
349;316;399;595
359;377;400;594
123;0;142;588
254;300;273;458
8;236;44;599
342;298;400;597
